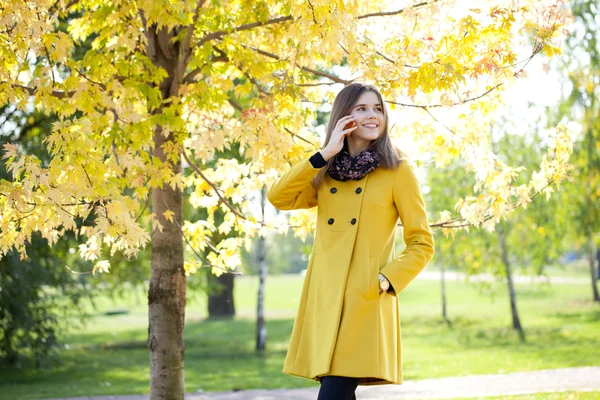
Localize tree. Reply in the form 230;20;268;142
185;140;250;319
0;1;574;398
0;104;150;366
241;231;312;274
427;126;572;338
0;234;91;367
425;158;470;323
553;0;600;302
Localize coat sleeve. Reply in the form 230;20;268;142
266;158;322;210
380;160;435;296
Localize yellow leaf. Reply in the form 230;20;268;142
169;173;185;191
92;260;110;275
163;210;175;223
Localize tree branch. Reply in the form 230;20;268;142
226;95;316;145
182;53;228;84
387;83;505;109
65;264;94;275
387;41;544;109
284;127;315;145
171;0;206;94
182;150;249;221
182;0;206;60
421;107;463;139
157;189;242;275
194;0;437;50
48;0;80;16
186;1;436;86
37;13;57;87
136;7;150;41
65;0;80;10
241;44;352;84
295;81;339;87
9;83;74;99
227;97;243;112
196;15;294;48
430;178;558;229
357;0;439;19
75;68;107;90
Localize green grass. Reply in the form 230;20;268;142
0;272;599;400
459;392;600;399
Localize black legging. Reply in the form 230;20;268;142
317;376;361;400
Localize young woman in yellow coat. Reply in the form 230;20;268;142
267;83;435;400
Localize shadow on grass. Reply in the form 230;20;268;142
0;318;303;399
550;308;600;323
52;318;295;355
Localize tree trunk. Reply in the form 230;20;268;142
149;125;186;400
441;262;450;325
206;220;236;318
208;273;235;318
256;185;268;351
588;235;600;302
144;20;191;399
497;224;525;341
585;120;600;303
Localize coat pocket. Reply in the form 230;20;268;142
369;256;380;300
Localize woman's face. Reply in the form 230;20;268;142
347;91;385;141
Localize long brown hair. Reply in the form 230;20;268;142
312;83;405;189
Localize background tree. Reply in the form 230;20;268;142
185;168;242;319
552;0;600;302
0;1;573;398
0;103;153;367
427;124;572;339
241;231;312;275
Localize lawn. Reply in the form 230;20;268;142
460;392;600;400
0;270;599;400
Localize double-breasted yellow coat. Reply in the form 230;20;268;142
267;155;435;386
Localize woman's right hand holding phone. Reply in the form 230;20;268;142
319;116;357;161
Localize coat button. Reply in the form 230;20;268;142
355;187;362;194
351;218;357;225
330;187;337;194
328;218;334;225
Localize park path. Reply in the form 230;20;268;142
48;366;600;400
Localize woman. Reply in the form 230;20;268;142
267;83;435;400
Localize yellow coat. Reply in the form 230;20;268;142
267;156;435;386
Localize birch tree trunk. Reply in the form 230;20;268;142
256;185;268;351
441;262;449;324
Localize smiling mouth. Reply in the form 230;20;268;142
363;124;378;128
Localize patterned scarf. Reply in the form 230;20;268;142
328;147;381;182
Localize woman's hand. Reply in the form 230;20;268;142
319;116;357;161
